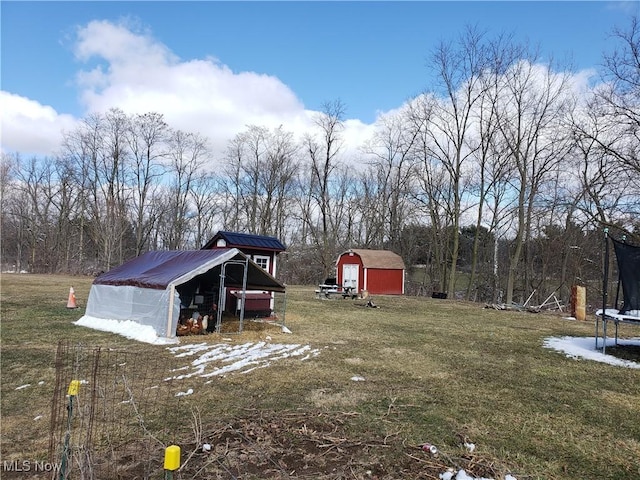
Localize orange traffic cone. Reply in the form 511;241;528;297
67;287;77;309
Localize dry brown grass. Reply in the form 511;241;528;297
2;274;640;479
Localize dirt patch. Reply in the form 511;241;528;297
10;409;508;480
171;409;507;480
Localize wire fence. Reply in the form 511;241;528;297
49;341;183;480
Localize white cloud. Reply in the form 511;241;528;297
2;19;377;161
0;92;78;156
3;19;599;165
73;20;310;149
70;20;378;160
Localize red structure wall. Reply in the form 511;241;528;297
364;268;405;295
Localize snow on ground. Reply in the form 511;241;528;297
74;315;179;344
75;315;640;370
74;315;292;344
166;341;321;382
543;336;640;368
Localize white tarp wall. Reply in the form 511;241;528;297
84;284;180;338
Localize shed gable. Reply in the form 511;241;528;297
346;249;405;269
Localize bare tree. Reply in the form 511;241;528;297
361;107;420;250
48;155;84;272
576;16;640;230
101;108;133;266
409;94;452;292
221;133;247;232
158;130;209;249
64;109;132;270
465;93;508;301
0;153;19;270
571;102;637;230
60;116;101;270
189;172;222;248
463;34;519;301
221;125;299;238
598;16;640;176
127;112;169;255
8;156;61;272
493;56;574;306
421;26;491;298
301;100;346;278
263;126;300;240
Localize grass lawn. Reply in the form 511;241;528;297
1;273;639;479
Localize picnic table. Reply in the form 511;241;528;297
315;284;358;300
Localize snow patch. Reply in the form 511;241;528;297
166;342;321;380
74;315;178;345
543;336;640;369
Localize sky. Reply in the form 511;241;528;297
2;1;640;160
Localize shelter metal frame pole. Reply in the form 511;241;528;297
167;285;176;338
216;260;249;334
612;235;626;349
216;269;226;333
239;258;248;333
614;235;626;309
282;288;287;328
599;228;610;354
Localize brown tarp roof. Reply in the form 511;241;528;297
344;249;405;269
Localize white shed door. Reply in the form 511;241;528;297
342;264;359;291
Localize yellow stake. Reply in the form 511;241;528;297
164;445;181;471
67;380;80;396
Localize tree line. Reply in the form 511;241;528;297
2;22;639;306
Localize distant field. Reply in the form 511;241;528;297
1;273;639;479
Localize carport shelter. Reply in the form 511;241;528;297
80;249;285;340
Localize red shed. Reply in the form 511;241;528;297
336;249;405;295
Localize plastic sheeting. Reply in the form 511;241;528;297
85;284;178;338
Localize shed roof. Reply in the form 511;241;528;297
202;231;286;251
94;249;285;292
341;249;405;270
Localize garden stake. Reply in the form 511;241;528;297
59;380;80;480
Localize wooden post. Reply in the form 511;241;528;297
571;285;586;321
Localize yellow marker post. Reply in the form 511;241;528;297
60;380;81;480
164;445;180;480
67;380;81;396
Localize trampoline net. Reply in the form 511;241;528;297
612;238;640;314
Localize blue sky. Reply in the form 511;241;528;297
2;1;639;157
